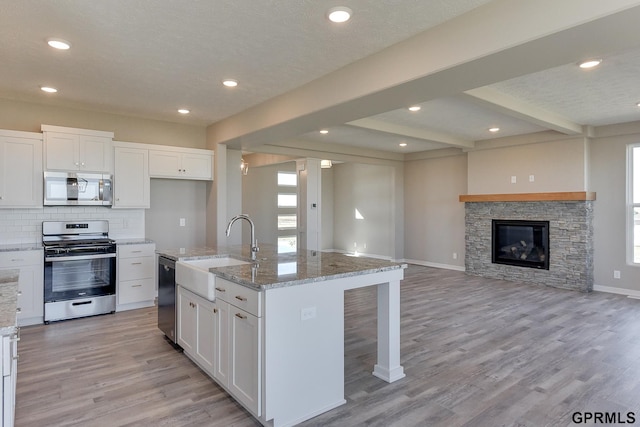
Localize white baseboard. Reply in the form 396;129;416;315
322;248;393;261
401;258;466;272
593;284;640;298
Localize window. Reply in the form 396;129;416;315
629;144;640;264
277;171;297;253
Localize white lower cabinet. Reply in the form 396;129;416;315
116;243;156;311
228;304;261;416
177;286;216;375
177;277;262;418
1;332;18;427
0;250;44;326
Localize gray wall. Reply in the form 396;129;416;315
146;179;208;251
332;163;395;258
0;98;206;148
590;123;640;293
404;152;467;269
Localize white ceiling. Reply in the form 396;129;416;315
2;0;640;155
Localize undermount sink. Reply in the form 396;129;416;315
176;257;249;301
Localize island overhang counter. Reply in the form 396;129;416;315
159;245;406;427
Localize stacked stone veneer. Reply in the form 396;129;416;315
465;201;594;292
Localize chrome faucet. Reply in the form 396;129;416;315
225;214;259;261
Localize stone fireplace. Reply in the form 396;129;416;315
460;192;595;292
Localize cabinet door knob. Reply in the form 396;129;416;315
213;308;218;314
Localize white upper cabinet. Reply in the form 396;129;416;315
149;146;213;180
42;125;113;173
0;130;43;208
113;142;150;208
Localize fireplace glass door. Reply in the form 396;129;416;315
492;220;549;269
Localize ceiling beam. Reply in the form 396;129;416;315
207;0;640;149
460;87;583;135
346;118;474;149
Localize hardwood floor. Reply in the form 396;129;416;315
15;265;640;426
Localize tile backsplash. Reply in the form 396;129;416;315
0;207;145;244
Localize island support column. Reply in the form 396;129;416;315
372;279;405;383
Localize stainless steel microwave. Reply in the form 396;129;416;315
44;171;113;206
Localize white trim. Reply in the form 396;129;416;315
593;284;640;298
41;124;114;138
402;258;466;272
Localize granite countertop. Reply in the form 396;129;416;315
158;244;406;290
116;238;155;245
0;270;19;333
0;243;43;252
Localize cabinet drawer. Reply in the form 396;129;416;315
118;278;155;305
118;256;154;280
0;250;42;267
215;278;262;317
118;243;155;258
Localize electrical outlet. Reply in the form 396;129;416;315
529;175;535;182
179;218;186;227
510;176;517;184
301;307;316;321
453;252;458;260
614;270;621;279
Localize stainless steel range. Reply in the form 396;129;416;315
43;220;116;323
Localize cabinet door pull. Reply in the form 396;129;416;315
17;291;22;296
213;308;218;314
235;313;247;320
131;284;142;288
131;250;142;253
11;259;24;262
131;262;143;265
215;287;226;292
235;295;247;302
16;307;21;313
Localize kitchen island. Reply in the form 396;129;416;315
0;269;19;427
158;245;406;427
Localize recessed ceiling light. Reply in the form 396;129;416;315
222;79;238;87
178;109;190;114
47;38;71;50
327;6;352;23
399;142;408;147
319;129;329;134
488;127;500;133
40;86;58;93
408;106;421;112
636;102;640;107
579;59;602;69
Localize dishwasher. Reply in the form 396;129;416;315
157;256;178;345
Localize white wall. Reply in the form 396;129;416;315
404;152;467;269
242;161;297;247
321;168;334;250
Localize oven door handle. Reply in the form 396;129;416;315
45;253;116;262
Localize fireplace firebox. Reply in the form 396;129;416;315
492;219;549;270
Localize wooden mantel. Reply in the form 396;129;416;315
459;192;596;203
